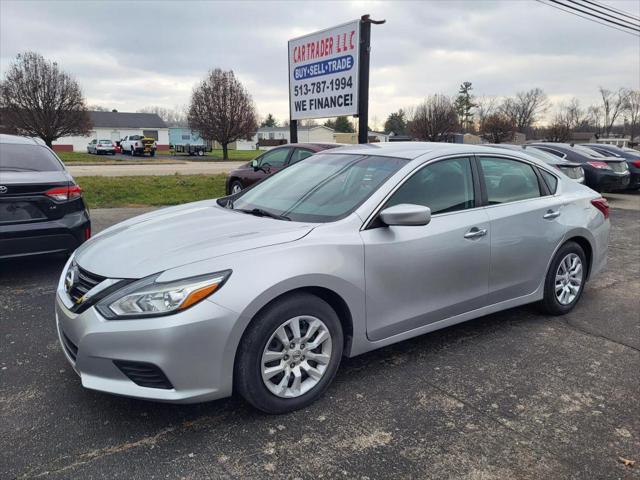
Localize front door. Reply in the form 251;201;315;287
360;156;490;341
241;147;292;188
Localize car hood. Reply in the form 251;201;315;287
75;200;315;279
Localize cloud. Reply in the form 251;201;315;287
1;0;638;126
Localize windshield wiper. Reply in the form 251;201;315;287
235;207;291;221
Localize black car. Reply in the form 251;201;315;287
528;143;630;192
582;143;640;190
488;144;585;183
0;134;91;259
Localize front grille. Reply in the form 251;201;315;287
609;161;628;173
113;360;174;390
61;331;78;362
68;266;105;304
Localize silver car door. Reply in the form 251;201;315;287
360;156;490;342
477;155;568;304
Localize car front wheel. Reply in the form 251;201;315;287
540;241;586;315
235;293;343;414
230;180;243;195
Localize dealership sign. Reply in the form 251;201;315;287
288;20;360;120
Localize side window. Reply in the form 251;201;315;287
479;157;541;204
386;157;475;215
540;169;558;194
289;148;314;165
259;148;290;168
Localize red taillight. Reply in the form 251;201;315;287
587;161;611;170
45;184;82;202
591;198;609;219
84;226;91;240
632;160;640;168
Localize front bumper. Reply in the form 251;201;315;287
55;283;240;403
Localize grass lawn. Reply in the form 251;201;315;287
78;174;227;209
204;149;260;161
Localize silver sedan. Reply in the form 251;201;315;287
55;143;610;413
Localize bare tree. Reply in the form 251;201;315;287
599;87;628;136
408;94;459;141
138;105;188;127
481;113;514;143
187;69;257;159
0;51;91;147
556;98;588;131
475;95;498;133
500;88;549;132
624;90;640;145
545;118;572;142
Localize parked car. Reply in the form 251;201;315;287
528;143;629;192
582;143;640;190
225;143;339;195
0;134;91;259
487;144;584;183
87;139;116;155
120;135;156;157
55;143;609;413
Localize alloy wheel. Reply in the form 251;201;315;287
555;253;583;305
261;315;332;398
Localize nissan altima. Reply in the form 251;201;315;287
55;143;610;413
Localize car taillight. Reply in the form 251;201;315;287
45;184;82;201
591;198;609;219
85;226;91;240
587;161;612;170
632;160;640;168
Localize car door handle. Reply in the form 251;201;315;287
464;227;488;239
543;210;561;220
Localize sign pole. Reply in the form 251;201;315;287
357;15;385;144
290;119;298;144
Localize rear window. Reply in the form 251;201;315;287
99;140;113;145
573;145;604;158
0;144;64;172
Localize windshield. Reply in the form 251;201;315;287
227;153;408;222
0;144;64;172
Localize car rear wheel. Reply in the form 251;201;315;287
235;293;343;414
230;181;243;195
131;147;136;157
540;241;586;315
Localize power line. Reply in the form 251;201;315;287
580;0;640;23
567;0;640;29
535;0;640;37
552;0;640;32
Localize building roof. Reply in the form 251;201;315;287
89;111;167;129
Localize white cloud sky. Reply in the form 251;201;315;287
1;0;639;128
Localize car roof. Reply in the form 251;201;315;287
285;143;340;151
0;134;46;146
325;141;511;159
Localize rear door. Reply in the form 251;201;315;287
0;144;73;225
477;155;567;304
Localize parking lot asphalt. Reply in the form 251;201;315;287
68;161;245;177
1;203;639;479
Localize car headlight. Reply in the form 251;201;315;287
96;270;231;319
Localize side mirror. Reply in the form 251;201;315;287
379;204;431;226
251;159;259;169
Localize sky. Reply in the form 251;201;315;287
1;0;639;128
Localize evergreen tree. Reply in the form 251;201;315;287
454;81;477;133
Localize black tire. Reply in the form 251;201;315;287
539;241;587;315
131;148;136;157
229;180;243;195
150;151;155;157
235;293;343;414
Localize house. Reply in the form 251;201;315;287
52;111;169;152
235;125;336;150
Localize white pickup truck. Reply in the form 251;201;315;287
120;135;156;157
